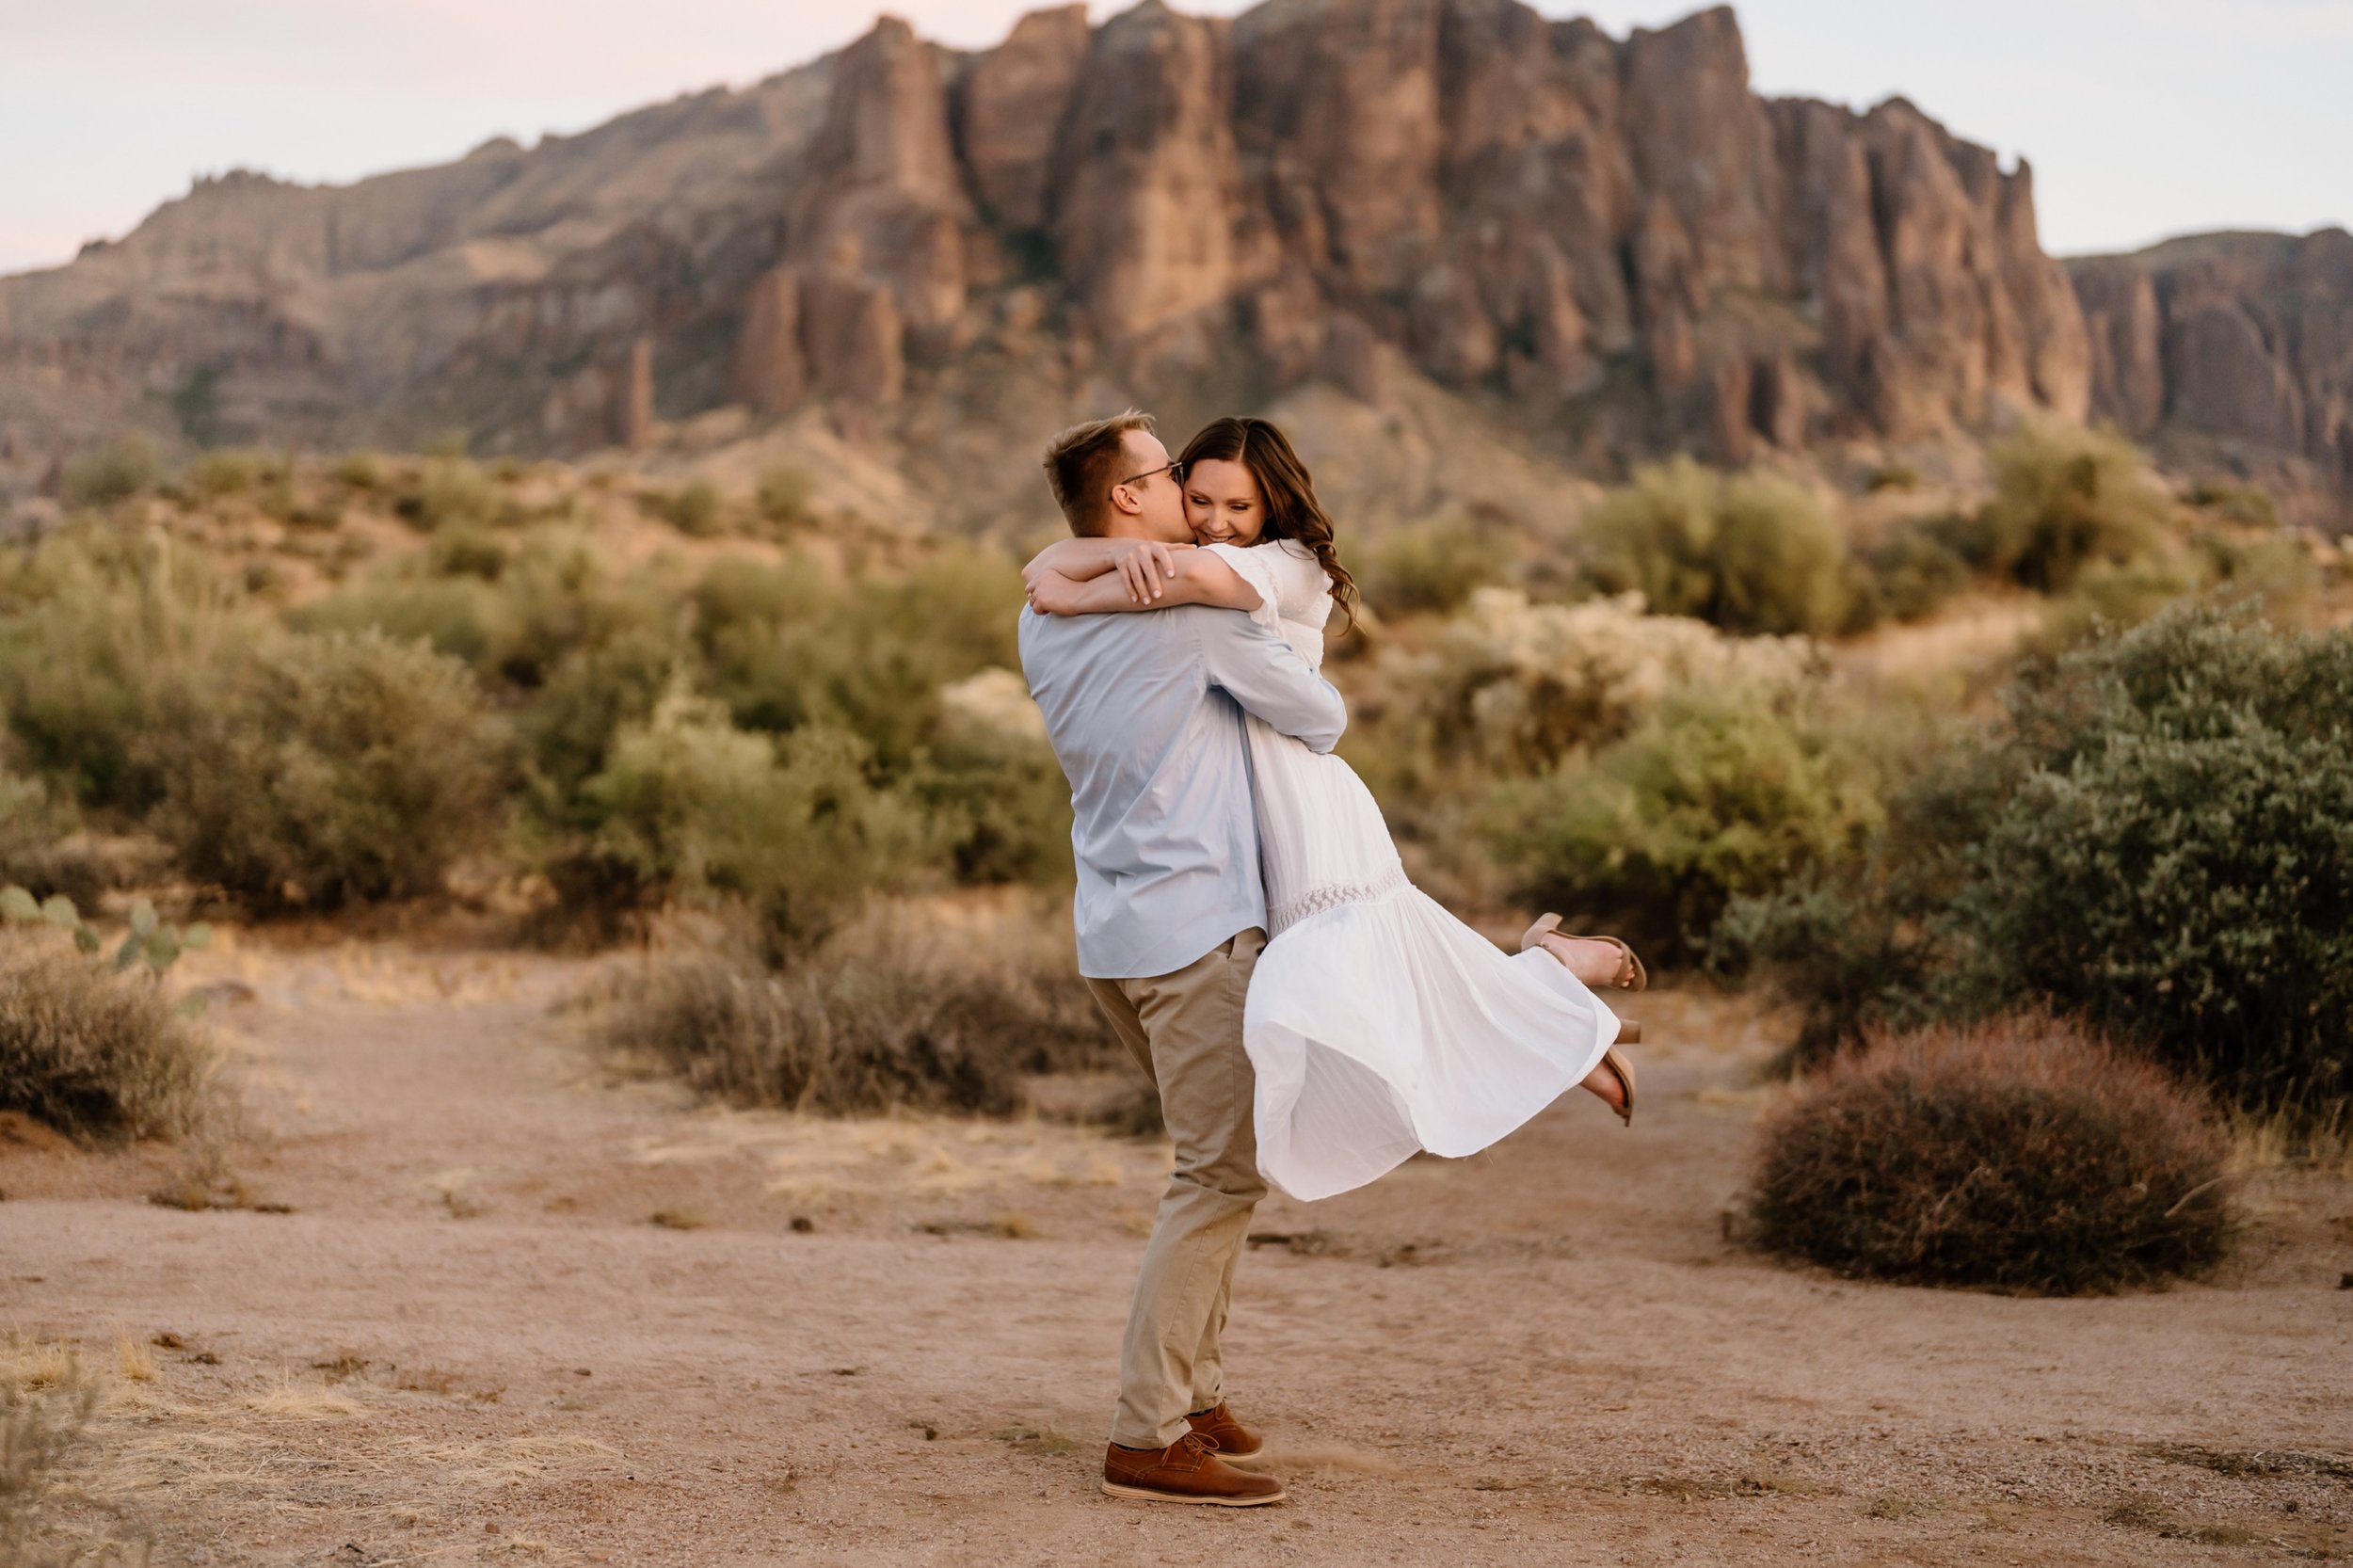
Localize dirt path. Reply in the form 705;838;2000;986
3;935;2349;1566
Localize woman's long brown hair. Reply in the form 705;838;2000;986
1176;416;1360;630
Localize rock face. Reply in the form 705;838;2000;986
0;0;2110;480
2073;230;2353;491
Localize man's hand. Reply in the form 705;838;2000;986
1106;538;1191;603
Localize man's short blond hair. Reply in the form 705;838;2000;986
1043;408;1155;536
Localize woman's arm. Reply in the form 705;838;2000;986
1022;536;1194;602
1029;552;1262;616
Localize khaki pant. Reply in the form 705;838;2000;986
1083;928;1268;1449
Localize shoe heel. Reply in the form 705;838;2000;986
1602;1043;1637;1127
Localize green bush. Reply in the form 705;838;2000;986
1948;423;2169;591
920;668;1072;886
187;447;270;499
1944;605;2353;1114
756;468;814;528
1845;518;1973;628
0;768;74;888
61;437;162;508
2188;477;2279;530
1583;457;1850;636
1363;515;1508;616
0;932;218;1142
1747;1015;2232;1294
656;480;726;538
566;690;941;950
695;545;1022;765
298;531;660;689
0;532;264;814
1733;604;2353;1121
1484;694;1881;956
517;631;680;811
152;629;511;909
393;458;505;533
333;450;388;490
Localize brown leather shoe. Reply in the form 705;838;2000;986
1184;1400;1263;1461
1100;1432;1286;1507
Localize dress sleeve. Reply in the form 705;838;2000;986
1200;543;1287;631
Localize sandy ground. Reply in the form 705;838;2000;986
3;931;2350;1567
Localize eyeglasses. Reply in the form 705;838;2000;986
1112;458;1184;495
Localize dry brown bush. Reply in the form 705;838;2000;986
1747;1013;2233;1294
600;903;1117;1116
0;934;218;1143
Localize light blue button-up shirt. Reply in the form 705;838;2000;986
1018;601;1347;980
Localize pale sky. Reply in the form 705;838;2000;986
3;0;2346;278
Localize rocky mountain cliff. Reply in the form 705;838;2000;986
0;0;2336;526
2072;229;2353;499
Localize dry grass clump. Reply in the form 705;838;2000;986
601;903;1117;1116
0;1338;140;1566
1748;1014;2233;1294
0;935;217;1143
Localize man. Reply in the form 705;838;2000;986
1019;410;1347;1508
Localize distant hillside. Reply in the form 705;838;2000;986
2071;228;2353;505
0;0;2339;530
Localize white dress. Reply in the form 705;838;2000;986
1206;540;1621;1202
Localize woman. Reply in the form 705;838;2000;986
1024;417;1641;1202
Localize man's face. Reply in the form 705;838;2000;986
1109;430;1192;544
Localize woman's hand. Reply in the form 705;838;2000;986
1027;569;1083;616
1106;538;1191;603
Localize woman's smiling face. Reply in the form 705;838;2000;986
1185;457;1266;546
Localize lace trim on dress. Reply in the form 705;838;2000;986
1268;863;1412;934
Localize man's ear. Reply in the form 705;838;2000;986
1107;480;1144;519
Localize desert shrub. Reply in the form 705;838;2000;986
1582;457;1850;636
656;479;726;537
564;690;941;949
2188;477;2279;530
333;450;388;490
0;531;264;813
425;526;508;581
1864;460;1921;493
60;436;162;508
756;467;813;528
1711;722;2003;1066
1363;514;1508;615
920;668;1073;886
694;544;1022;765
0;768;75;887
152;629;510;909
291;574;510;670
1947;423;2169;592
299;531;659;689
392;458;504;533
1747;1015;2233;1294
1377;589;1824;781
601;913;1115;1115
516;631;680;808
187;447;268;498
2194;528;2319;612
1484;693;1882;956
1845;518;1972;627
1943;605;2353;1114
0;933;217;1142
1733;604;2353;1121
